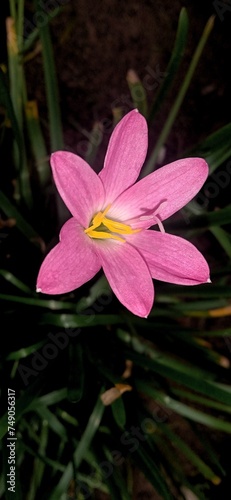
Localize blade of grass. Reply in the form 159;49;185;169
126;69;148;117
117;330;231;405
132;442;174;499
33;0;63;151
25;100;51;188
84;121;104;166
49;390;105;500
0;294;76;310
142;15;215;176
136;381;231;433
0;190;44;248
0;375;46;439
35;404;68;440
185;121;231;173
6;16;32;207
0;269;32;293
0;67;22;166
128;350;231;405
27;420;48;500
148;7;189;122
40;312;123;328
67;342;84;403
172;388;231;415
157;421;221;485
6;340;45;361
210;226;231;259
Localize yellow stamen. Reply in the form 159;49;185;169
84;204;140;242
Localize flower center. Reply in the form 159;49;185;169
84;204;140;242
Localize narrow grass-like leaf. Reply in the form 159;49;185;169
84;121;103;166
6;16;32;207
49;390;105;500
195;328;231;338
117;331;231;405
161;283;231;299
0;294;77;311
186;121;231;173
34;0;63;151
40;312;123;328
129;350;231;405
0;376;46;439
111;397;127;429
136;381;231;433
0;269;32;293
67;342;84;403
34;405;68;440
97;446;131;500
188;205;231;229
172;388;231;415
38;388;67;406
25;100;50;187
158;422;221;485
126;69;148;117
148;7;189;122
142;15;215;175
6;340;45;361
27;420;48;500
76;275;111;312
0;190;44;248
210;226;231;259
131;442;174;499
0;67;22;163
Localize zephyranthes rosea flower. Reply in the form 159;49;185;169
36;109;210;317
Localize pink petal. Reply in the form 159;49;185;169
36;218;101;294
51;151;105;227
110;158;209;224
128;230;210;285
99;109;148;205
95;240;154;317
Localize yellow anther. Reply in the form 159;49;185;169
86;229;125;242
84;204;140;242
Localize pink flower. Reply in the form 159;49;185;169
36;109;210;317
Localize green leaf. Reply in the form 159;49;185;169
84;121;103;166
136;381;231;433
148;7;189;122
130;350;231;405
6;341;45;361
76;275;111;312
0;270;32;294
34;404;68;440
210;226;231;259
126;69;148;117
158;422;221;485
142;15;215;175
49;390;105;500
0;293;76;310
111;397;127;429
0;376;46;439
117;330;231;406
40;312;123;328
67;342;84;403
0;67;22;165
25;100;51;188
188;205;231;229
33;0;63;151
131;441;174;499
0;190;44;248
186;121;231;173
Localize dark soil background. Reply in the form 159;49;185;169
32;0;231;163
1;1;231;499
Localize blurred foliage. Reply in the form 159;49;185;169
0;2;231;499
